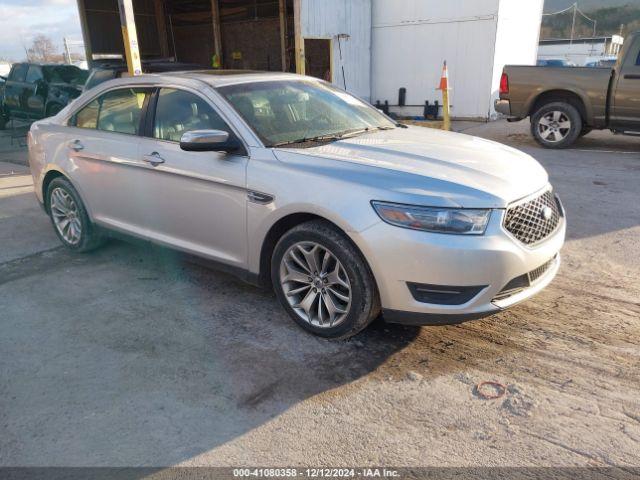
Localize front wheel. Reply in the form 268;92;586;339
531;101;582;149
271;220;380;339
46;177;105;252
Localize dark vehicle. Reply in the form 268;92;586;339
84;60;206;91
496;31;640;148
0;63;87;129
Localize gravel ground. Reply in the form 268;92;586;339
0;121;638;468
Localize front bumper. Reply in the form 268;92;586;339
350;206;565;326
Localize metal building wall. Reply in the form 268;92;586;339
371;0;542;119
301;0;372;101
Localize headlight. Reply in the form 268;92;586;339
371;201;491;235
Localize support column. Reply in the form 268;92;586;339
279;0;288;71
293;0;304;75
154;0;170;58
211;0;223;67
76;0;93;66
117;0;143;75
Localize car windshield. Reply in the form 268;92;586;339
43;66;88;85
218;80;395;147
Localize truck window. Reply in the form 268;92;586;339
9;64;28;82
25;66;43;84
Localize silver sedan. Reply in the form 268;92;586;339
27;72;565;338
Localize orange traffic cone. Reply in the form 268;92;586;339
438;61;449;91
437;61;451;131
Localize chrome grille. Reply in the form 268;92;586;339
504;190;561;245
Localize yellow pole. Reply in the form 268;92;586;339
437;60;451;131
118;0;142;76
293;0;305;75
442;88;451;131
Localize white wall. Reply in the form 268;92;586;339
301;0;372;101
371;0;543;119
491;0;544;117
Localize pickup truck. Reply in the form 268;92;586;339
496;31;640;148
0;63;87;130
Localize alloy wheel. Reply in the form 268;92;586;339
50;187;82;245
538;110;571;143
279;241;352;328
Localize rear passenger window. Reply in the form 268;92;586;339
153;88;230;142
97;88;149;135
74;99;100;129
71;88;150;133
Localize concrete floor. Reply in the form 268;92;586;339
0;122;639;467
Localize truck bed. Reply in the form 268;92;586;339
501;66;613;127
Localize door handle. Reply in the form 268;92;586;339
68;139;84;152
623;74;640;80
142;151;165;166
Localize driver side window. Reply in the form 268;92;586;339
153;88;230;142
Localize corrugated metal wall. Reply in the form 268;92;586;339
371;0;500;119
301;0;372;101
371;0;543;119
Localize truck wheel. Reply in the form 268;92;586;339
531;102;582;149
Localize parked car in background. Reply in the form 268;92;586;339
0;63;87;129
585;57;617;68
536;59;575;67
28;72;565;338
497;31;640;148
84;59;206;91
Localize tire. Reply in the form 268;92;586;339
530;101;582;149
271;220;380;339
46;177;105;252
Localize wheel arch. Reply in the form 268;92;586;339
527;89;590;126
257;212;379;294
41;168;93;220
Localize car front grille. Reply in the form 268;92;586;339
503;190;561;245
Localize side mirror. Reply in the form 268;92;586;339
179;129;239;152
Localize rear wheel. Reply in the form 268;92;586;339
531;101;582;149
271;220;380;339
46;177;105;252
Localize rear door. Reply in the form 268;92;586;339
136;87;249;267
610;36;640;130
66;86;154;235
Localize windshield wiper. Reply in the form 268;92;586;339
271;133;344;147
271;125;395;147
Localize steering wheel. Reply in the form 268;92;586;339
299;113;333;140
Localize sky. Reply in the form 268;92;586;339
0;0;83;62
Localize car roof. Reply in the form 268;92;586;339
148;70;308;88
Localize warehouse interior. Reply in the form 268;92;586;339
77;0;333;78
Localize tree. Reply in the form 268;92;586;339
27;35;59;63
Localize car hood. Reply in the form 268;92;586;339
274;126;549;208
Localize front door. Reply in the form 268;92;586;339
24;65;46;119
136;87;248;267
611;38;640;131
